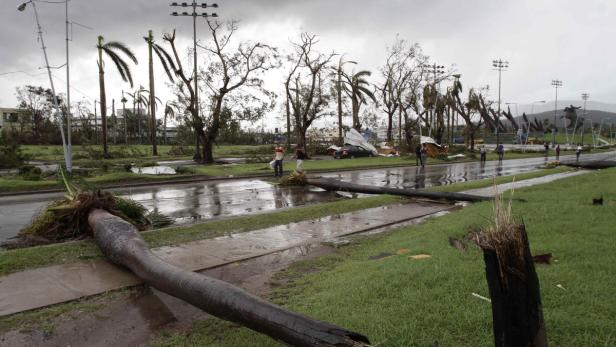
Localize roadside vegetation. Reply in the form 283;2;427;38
1;144;604;194
154;168;616;347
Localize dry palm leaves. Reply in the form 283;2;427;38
6;169;171;248
278;170;308;186
473;182;529;284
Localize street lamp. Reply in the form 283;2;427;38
422;62;445;138
551;79;563;146
121;91;128;144
18;0;71;171
492;59;509;144
530;100;546;115
170;1;218;160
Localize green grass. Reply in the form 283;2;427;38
0;195;402;276
154;168;616;347
20;144;273;162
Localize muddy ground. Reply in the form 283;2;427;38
0;244;333;347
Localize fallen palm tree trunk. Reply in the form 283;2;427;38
88;209;370;347
307;177;492;202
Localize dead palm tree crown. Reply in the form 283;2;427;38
97;35;138;157
144;30;177;155
342;70;377;131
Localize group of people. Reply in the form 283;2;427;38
272;140;586;177
271;145;306;177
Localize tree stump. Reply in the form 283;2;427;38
477;224;548;347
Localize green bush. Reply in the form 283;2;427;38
0;138;29;169
19;165;42;181
175;166;196;174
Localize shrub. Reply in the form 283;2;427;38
0;138;29;169
175;166;196;174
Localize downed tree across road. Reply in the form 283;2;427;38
307;177;493;203
88;209;371;347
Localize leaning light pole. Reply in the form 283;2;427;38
492;59;509;145
170;1;218;160
19;0;70;170
551;79;563;146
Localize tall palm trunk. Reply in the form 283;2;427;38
147;30;158;156
337;68;343;145
351;95;360;131
97;37;109;158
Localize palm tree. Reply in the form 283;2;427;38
144;30;176;155
342;70;377;131
127;87;149;143
163;102;178;145
97;35;138;157
333;55;356;145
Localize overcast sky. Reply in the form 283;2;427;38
2;0;616;128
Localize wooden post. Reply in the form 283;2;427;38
478;224;548;347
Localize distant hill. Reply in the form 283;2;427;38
514;109;616;128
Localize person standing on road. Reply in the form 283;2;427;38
295;147;307;172
576;143;582;162
480;146;487;163
496;143;505;163
415;144;422;166
544;142;550;158
420;144;428;168
273;145;285;177
555;144;561;160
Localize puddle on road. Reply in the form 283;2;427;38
131;166;177;175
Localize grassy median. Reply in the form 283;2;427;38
155;168;616;346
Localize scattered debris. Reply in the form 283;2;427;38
556;284;567;291
409;254;431;260
448;236;467;251
368;252;393;260
592;196;604;205
395;248;410;255
532;253;553;265
471;292;492;303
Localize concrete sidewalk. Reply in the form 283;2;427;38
0;201;452;317
463;170;589;197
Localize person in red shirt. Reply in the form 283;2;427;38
273;146;285;177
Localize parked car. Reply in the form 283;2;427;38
334;145;375;159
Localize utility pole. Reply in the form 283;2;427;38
94;100;98;144
18;0;70;170
581;93;589;145
170;1;218;160
492;59;509;145
64;0;73;172
551;79;563;146
112;98;117;144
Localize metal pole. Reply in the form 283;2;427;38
65;0;72;172
25;1;69;169
192;1;201;159
497;67;501;145
553;87;557;145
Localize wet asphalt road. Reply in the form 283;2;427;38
1;151;614;241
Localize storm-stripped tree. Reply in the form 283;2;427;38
144;30;177;156
165;21;278;164
285;33;335;151
96;36;138;157
378;37;425;144
332;55;356;145
448;79;484;151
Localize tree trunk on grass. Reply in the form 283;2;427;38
307;178;492;202
88;209;370;347
477;224;548;347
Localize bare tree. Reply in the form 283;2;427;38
285;33;335;151
448;80;484;150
